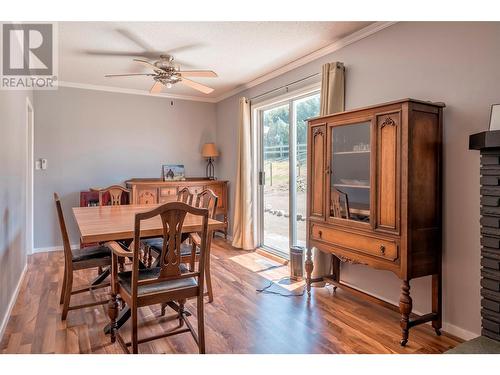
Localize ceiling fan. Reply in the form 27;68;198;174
104;54;217;94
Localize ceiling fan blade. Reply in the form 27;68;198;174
83;49;139;57
105;73;154;77
116;29;155;52
133;58;158;70
179;70;218;78
150;81;163;94
180;77;214;94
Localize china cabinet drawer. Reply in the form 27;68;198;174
310;224;398;262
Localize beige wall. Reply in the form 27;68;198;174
0;89;33;337
216;21;500;338
33;87;217;249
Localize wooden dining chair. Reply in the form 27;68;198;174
54;193;112;320
187;189;218;302
177;187;194;205
94;185;130;206
144;189;218;304
106;201;209;354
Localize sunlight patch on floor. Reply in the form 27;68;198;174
229;252;305;292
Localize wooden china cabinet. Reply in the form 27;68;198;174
305;99;444;346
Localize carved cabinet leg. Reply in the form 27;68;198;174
399;280;412;346
305;247;314;297
331;255;340;292
432;273;442;336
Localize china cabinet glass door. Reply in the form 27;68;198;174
330;121;371;223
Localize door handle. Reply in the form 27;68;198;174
259;171;266;185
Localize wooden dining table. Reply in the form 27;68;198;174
72;203;226;333
73;203;226;244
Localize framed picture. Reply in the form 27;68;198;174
162;164;186;181
489;104;500;131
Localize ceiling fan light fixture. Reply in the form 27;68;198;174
107;53;216;95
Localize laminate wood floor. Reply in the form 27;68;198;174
0;239;461;354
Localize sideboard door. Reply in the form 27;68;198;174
308;124;326;219
137;188;158;205
375;111;401;233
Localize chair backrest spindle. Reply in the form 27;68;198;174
194;189;218;219
177;187;194;206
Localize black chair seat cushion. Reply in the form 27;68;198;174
72;245;111;262
117;264;196;296
142;238;200;257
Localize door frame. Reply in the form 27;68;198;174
252;83;320;258
26;97;34;255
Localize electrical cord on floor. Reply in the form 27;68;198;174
256;276;306;297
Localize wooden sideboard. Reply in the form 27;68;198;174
125;178;229;238
306;98;444;346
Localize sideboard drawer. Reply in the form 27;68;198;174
311;224;398;262
159;187;177;197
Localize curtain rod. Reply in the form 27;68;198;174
248;72;320;102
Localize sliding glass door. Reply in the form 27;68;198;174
257;89;320;257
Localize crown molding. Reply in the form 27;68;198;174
57;81;218;103
214;21;397;103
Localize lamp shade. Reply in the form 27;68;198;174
202;143;219;158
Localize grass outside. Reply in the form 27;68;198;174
263;159;307;252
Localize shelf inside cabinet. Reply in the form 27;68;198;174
333;150;370;155
333;183;370;189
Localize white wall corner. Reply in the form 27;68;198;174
442;322;480;342
0;261;28;342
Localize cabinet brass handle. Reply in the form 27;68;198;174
380;245;386;254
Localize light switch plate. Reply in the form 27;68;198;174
35;160;41;170
41;159;47;170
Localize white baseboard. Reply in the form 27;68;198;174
339;280;479;341
32;243;79;253
442;322;479;341
0;261;27;342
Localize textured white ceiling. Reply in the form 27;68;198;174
59;22;372;100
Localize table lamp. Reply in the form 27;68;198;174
202;143;219;180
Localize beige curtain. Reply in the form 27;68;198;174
232;97;256;250
312;62;345;279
